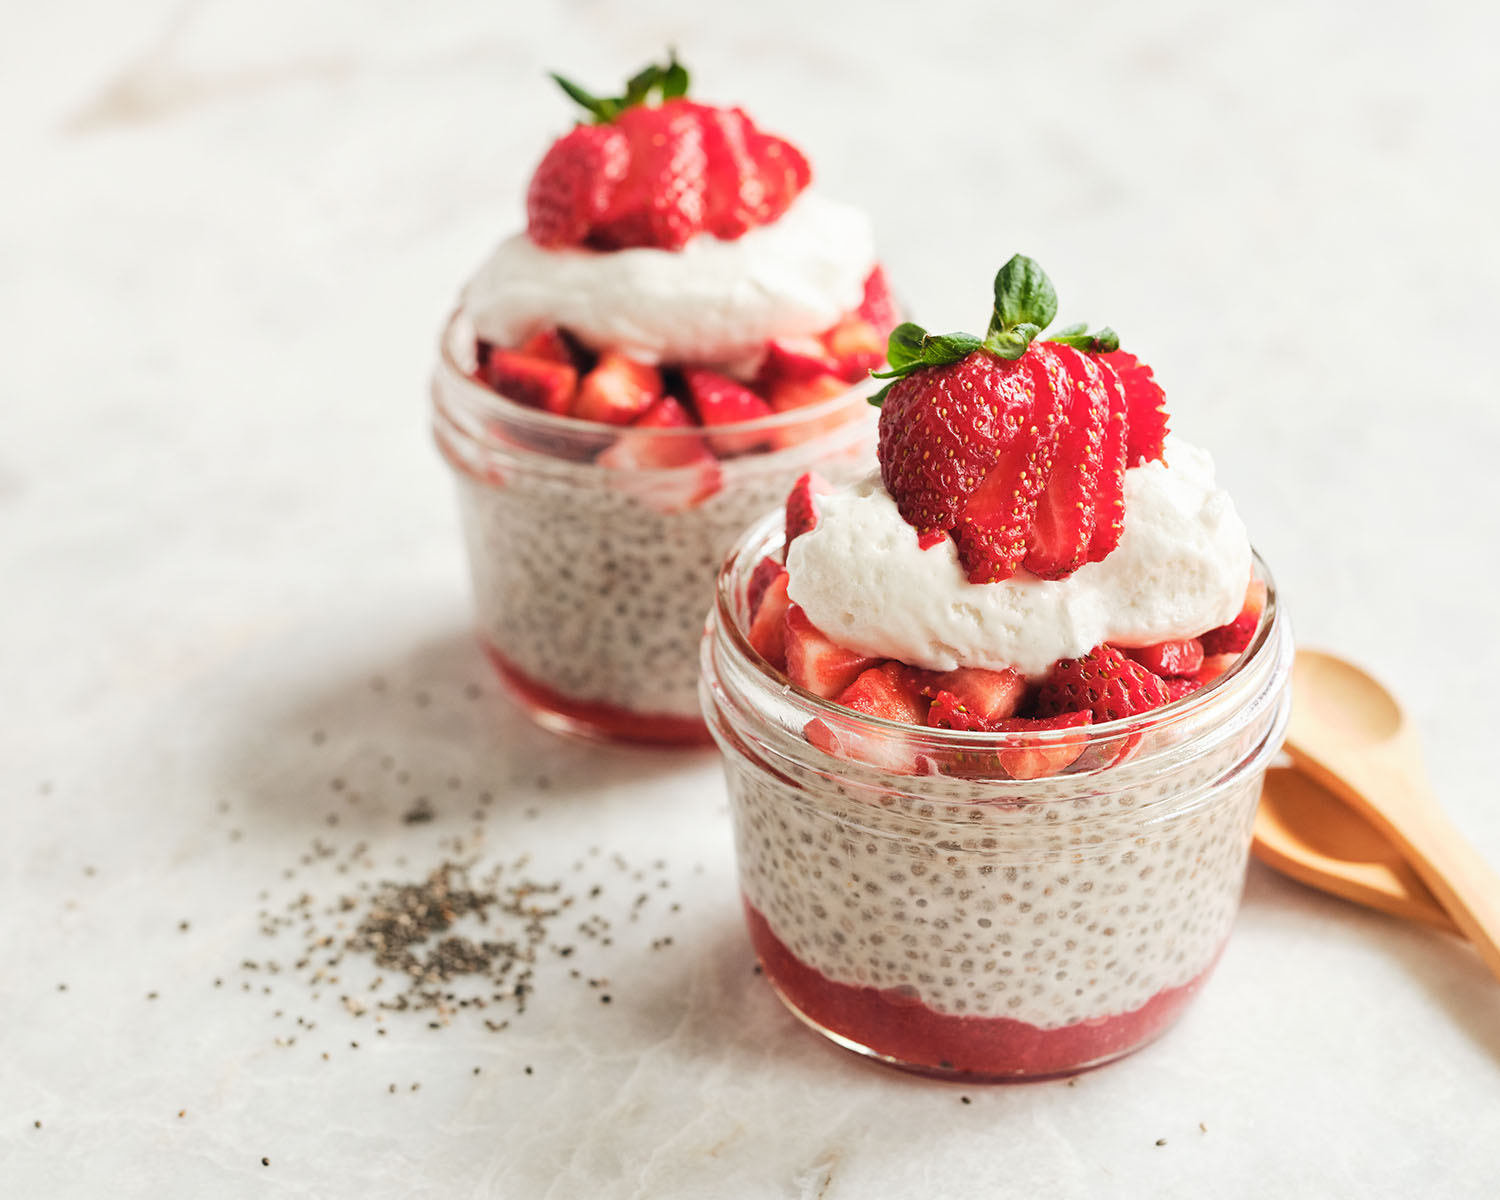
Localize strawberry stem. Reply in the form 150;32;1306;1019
867;255;1124;406
549;50;690;124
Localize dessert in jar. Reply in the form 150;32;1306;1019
432;55;898;744
701;256;1292;1079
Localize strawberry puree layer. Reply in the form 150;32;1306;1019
484;643;711;746
745;899;1217;1079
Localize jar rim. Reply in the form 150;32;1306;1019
433;307;882;445
708;507;1288;750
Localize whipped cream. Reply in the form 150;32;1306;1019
461;192;876;367
785;437;1252;678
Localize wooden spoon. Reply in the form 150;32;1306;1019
1254;766;1459;934
1285;649;1500;983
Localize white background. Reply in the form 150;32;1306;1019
4;1;1498;1196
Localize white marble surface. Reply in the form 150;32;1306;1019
5;1;1499;1196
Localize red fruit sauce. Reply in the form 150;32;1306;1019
483;642;711;747
744;899;1217;1080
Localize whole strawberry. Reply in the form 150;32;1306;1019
870;255;1168;584
525;53;812;252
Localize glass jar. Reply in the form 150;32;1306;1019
700;510;1293;1080
432;311;877;745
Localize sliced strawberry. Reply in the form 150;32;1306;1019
747;569;792;670
950;350;1070;583
822;315;885;382
573;352;663;425
994;712;1093;780
784;605;880;698
1122;638;1205;678
589;101;708;251
747;555;785;617
681;367;773;455
833;662;928;726
479;349;578;414
1024;343;1108;579
1035;644;1171;723
877;352;1040;539
784;471;831;558
1098;349;1169;467
525;124;631;249
690;104;766;240
747;129;811;226
1084;356;1129;563
856;265;899;334
518;327;576;366
1200;576;1268;655
906;666;1025;724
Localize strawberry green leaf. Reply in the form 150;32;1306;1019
1048;325;1121;353
660;51;690;99
550;53;691;123
992;255;1058;333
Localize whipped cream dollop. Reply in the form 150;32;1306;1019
785;437;1252;678
461;192;876;366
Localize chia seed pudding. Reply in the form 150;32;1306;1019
700;513;1293;1079
434;314;877;743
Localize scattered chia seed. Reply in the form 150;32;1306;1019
262;1157;270;1167
961;1096;971;1105
1155;1138;1167;1147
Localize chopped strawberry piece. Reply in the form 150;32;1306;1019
747;555;784;616
906;666;1026;724
1098;350;1169;467
822;316;885;382
765;373;857;451
479;349;578;414
589;102;708;251
1122;638;1205;678
1199;576;1268;655
1161;677;1203;702
1084;359;1129;563
833;662;928;726
765;372;848;412
856;265;900;334
1194;653;1241;685
595;396;719;487
926;690;990;731
951;350;1070;583
784;471;831;558
994;712;1093;780
758;337;839;387
573;352;663;425
1035;644;1171;722
784;605;880;698
747;569;792;670
1024;343;1109;579
681;367;773;455
525;124;631;249
917;530;948;550
518;328;576;366
878;351;1041;539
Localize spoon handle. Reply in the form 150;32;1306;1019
1389;796;1500;985
1287;743;1500;983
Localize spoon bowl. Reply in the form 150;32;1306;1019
1254;766;1458;934
1286;649;1500;983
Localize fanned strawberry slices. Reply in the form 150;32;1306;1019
872;255;1170;584
527;54;810;252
